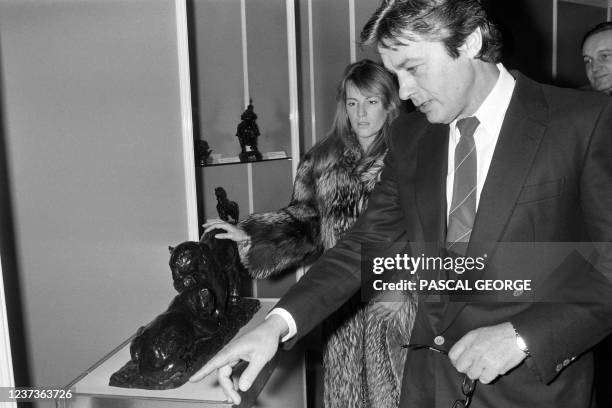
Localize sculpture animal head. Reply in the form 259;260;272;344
168;240;228;312
168;241;215;292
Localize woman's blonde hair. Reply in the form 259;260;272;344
312;59;400;175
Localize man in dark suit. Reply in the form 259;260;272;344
191;1;612;406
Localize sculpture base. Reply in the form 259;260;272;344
109;297;260;390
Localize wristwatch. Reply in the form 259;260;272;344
514;328;531;356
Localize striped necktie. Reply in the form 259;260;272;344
446;116;479;255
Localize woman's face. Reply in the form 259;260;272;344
345;82;388;142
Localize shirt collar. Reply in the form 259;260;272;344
451;63;516;137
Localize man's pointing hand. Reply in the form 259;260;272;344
189;314;288;405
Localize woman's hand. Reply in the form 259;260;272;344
203;219;250;242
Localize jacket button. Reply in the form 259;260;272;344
434;336;445;346
563;359;570;366
555;364;563;372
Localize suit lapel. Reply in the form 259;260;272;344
415;123;449;244
440;72;549;331
415;124;450;331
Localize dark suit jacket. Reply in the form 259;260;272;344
276;72;612;407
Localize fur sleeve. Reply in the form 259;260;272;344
239;152;324;279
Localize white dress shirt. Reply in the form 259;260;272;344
271;64;517;342
446;63;516;218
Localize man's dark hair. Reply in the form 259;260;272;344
361;0;503;63
581;21;612;49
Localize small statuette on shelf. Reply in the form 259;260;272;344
236;99;263;163
194;140;212;166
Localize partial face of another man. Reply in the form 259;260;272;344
583;30;612;95
378;33;483;124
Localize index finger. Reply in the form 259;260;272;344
189;349;237;382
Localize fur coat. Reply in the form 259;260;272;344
239;143;416;408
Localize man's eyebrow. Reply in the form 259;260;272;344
396;57;420;69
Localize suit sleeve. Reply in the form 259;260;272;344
238;151;324;279
274;141;409;344
511;98;612;384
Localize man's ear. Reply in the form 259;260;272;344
460;27;483;59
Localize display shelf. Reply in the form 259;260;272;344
199;156;292;168
559;0;612;8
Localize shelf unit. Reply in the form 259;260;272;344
190;0;300;299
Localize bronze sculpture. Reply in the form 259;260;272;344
236;99;263;162
109;194;257;390
215;187;239;225
195;140;212;166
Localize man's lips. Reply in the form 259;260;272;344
594;73;610;81
416;100;433;111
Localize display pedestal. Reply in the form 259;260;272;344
57;299;304;408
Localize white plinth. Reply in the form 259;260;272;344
56;299;306;408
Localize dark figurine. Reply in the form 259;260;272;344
195;140;212;166
109;230;258;390
236;99;263;162
215;186;239;225
128;286;220;387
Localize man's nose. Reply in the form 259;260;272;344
591;57;607;73
398;74;416;100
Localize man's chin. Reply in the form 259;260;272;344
594;79;612;94
423;110;447;124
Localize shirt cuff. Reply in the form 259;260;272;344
266;308;297;342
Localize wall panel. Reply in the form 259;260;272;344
355;0;381;62
246;0;292;156
311;0;351;145
0;0;190;395
191;0;244;157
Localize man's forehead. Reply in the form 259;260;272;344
584;30;612;51
378;32;420;51
378;39;424;66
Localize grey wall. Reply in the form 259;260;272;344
0;0;192;396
